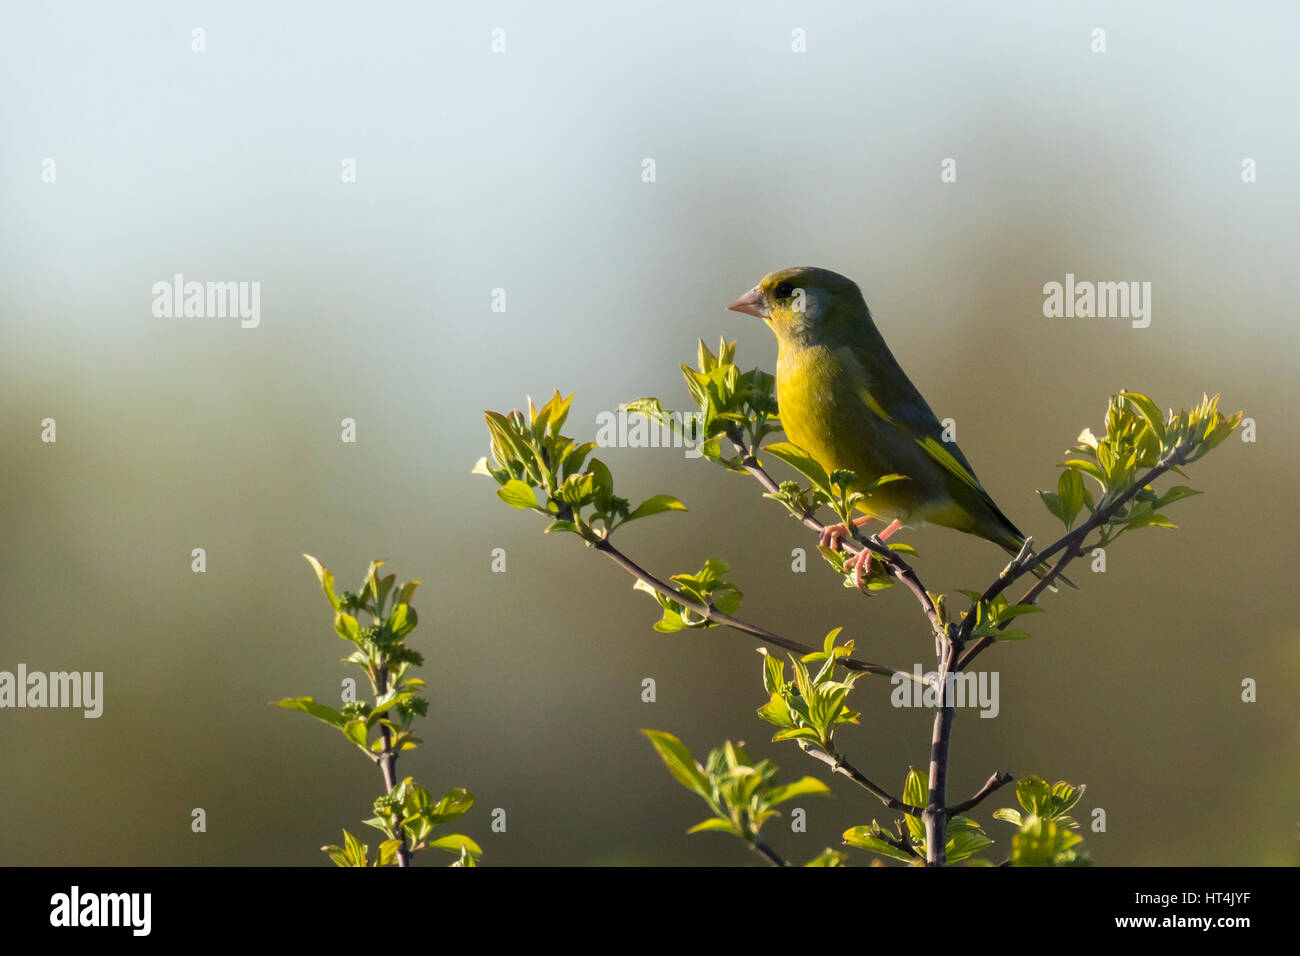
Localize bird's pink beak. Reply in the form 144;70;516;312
727;286;770;318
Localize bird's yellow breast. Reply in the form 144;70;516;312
775;343;928;522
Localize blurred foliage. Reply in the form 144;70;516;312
642;730;844;867
277;558;480;867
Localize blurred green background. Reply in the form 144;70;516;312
2;1;1296;866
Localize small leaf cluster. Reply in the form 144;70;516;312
642;730;843;866
994;777;1091;866
477;390;685;540
762;446;906;528
325;780;483;868
843;769;992;865
957;590;1045;643
633;558;743;632
756;629;862;750
1041;391;1240;545
629;339;779;471
322;778;481;868
278;556;480;867
282;557;427;757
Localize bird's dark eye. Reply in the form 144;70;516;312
773;281;794;299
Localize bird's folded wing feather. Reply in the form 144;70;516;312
841;342;1001;512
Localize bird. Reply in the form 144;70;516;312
727;266;1071;590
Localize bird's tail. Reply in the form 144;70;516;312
1002;538;1079;592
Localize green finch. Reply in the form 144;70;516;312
728;266;1071;589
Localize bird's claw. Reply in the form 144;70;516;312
819;522;850;551
819;515;874;552
847;548;875;591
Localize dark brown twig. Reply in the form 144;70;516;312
948;771;1015;815
746;834;788;867
727;434;945;638
956;445;1192;670
592;538;919;682
371;662;410;868
923;645;957;866
796;741;925;817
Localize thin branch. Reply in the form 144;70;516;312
746;834;788;867
877;828;923;860
947;771;1015;815
726;433;944;638
956;445;1191;643
923;706;955;866
796;741;925;817
372;662;410;868
922;637;958;866
955;444;1192;671
592;537;919;681
958;547;1078;670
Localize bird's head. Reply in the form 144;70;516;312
727;266;869;347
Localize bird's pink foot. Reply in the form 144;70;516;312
819;522;849;551
848;519;904;591
818;515;874;552
847;548;875;589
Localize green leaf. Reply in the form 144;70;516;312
425;788;476;825
342;719;368;748
1015;777;1052;815
762;442;831;491
903;769;927;843
1049;781;1086;817
772;727;822;744
303;554;342;610
712;589;742;616
686;818;741;836
993;808;1022;826
804;848;848;867
1057;469;1086;527
1125;511;1177;530
497;479;539;510
333;612;362;642
1121;391;1167;443
377;839;404;866
1000;603;1045;619
760;649;785;697
946;829;994;863
765;776;832;806
557;472;596;506
342;829;369;867
1011;816;1089;866
843;827;914;863
588;458;614;512
428;834;483;856
1156;485;1201;508
756;694;795;729
1061;458;1105;483
275;697;346;729
627;494;687;522
387;603;416;637
642;730;711;799
322;845;349;867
